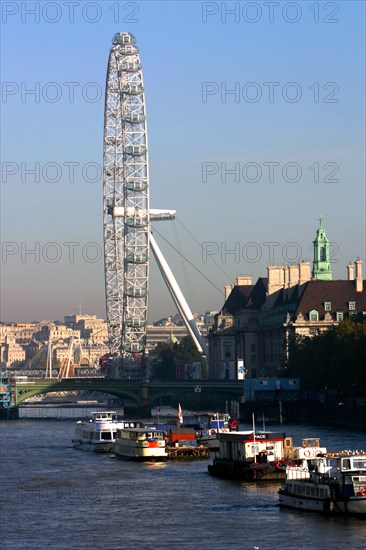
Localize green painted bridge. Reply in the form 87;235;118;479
15;378;244;410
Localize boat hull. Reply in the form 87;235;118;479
196;436;219;450
208;459;285;482
279;490;366;516
72;440;113;453
113;441;167;461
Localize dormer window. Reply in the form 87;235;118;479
309;310;319;322
349;302;356;311
336;312;344;322
324;302;331;311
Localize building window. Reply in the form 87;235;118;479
309;310;319;322
324;302;331;311
349;302;356;311
336;312;343;322
250;344;256;353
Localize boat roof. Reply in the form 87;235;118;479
327;451;366;458
119;427;165;433
218;431;287;441
192;412;230;417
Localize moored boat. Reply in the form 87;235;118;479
113;427;167;461
279;450;366;516
194;412;232;450
72;411;142;452
208;430;292;481
0;369;11;413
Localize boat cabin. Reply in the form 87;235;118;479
90;411;118;422
185;412;230;432
115;427;167;449
217;431;289;463
284;438;327;460
169;428;196;447
337;455;366;473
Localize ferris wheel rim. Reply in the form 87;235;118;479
103;32;150;362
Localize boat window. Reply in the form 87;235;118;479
138;433;147;441
101;431;112;441
353;459;366;469
342;459;351;470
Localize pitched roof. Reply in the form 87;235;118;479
295;280;366;316
221;278;268;315
245;278;268;309
221;285;254;315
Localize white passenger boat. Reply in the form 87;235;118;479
113;427;167;460
279;448;366;516
72;411;142;452
283;437;328;480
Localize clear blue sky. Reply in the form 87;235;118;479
1;1;365;322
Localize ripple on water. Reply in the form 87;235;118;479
1;419;366;550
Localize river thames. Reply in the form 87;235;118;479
1;408;365;549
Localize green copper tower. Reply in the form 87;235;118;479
312;217;332;280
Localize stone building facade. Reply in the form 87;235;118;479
208;222;366;379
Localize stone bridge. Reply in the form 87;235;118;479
15;378;244;411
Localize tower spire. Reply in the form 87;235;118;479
312;218;332;280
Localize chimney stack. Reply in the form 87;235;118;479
299;261;311;285
267;266;285;295
236;276;252;286
355;259;363;292
347;263;354;280
225;285;232;299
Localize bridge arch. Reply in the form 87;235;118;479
15;379;142;406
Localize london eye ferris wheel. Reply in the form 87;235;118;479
103;33;207;372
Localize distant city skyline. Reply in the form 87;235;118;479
1;2;365;323
0;309;215;325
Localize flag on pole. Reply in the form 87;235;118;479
178;403;183;425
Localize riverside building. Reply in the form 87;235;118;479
208;220;365;379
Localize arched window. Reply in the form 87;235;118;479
309;310;319;322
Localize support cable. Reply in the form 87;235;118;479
176;217;232;280
151;226;224;296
